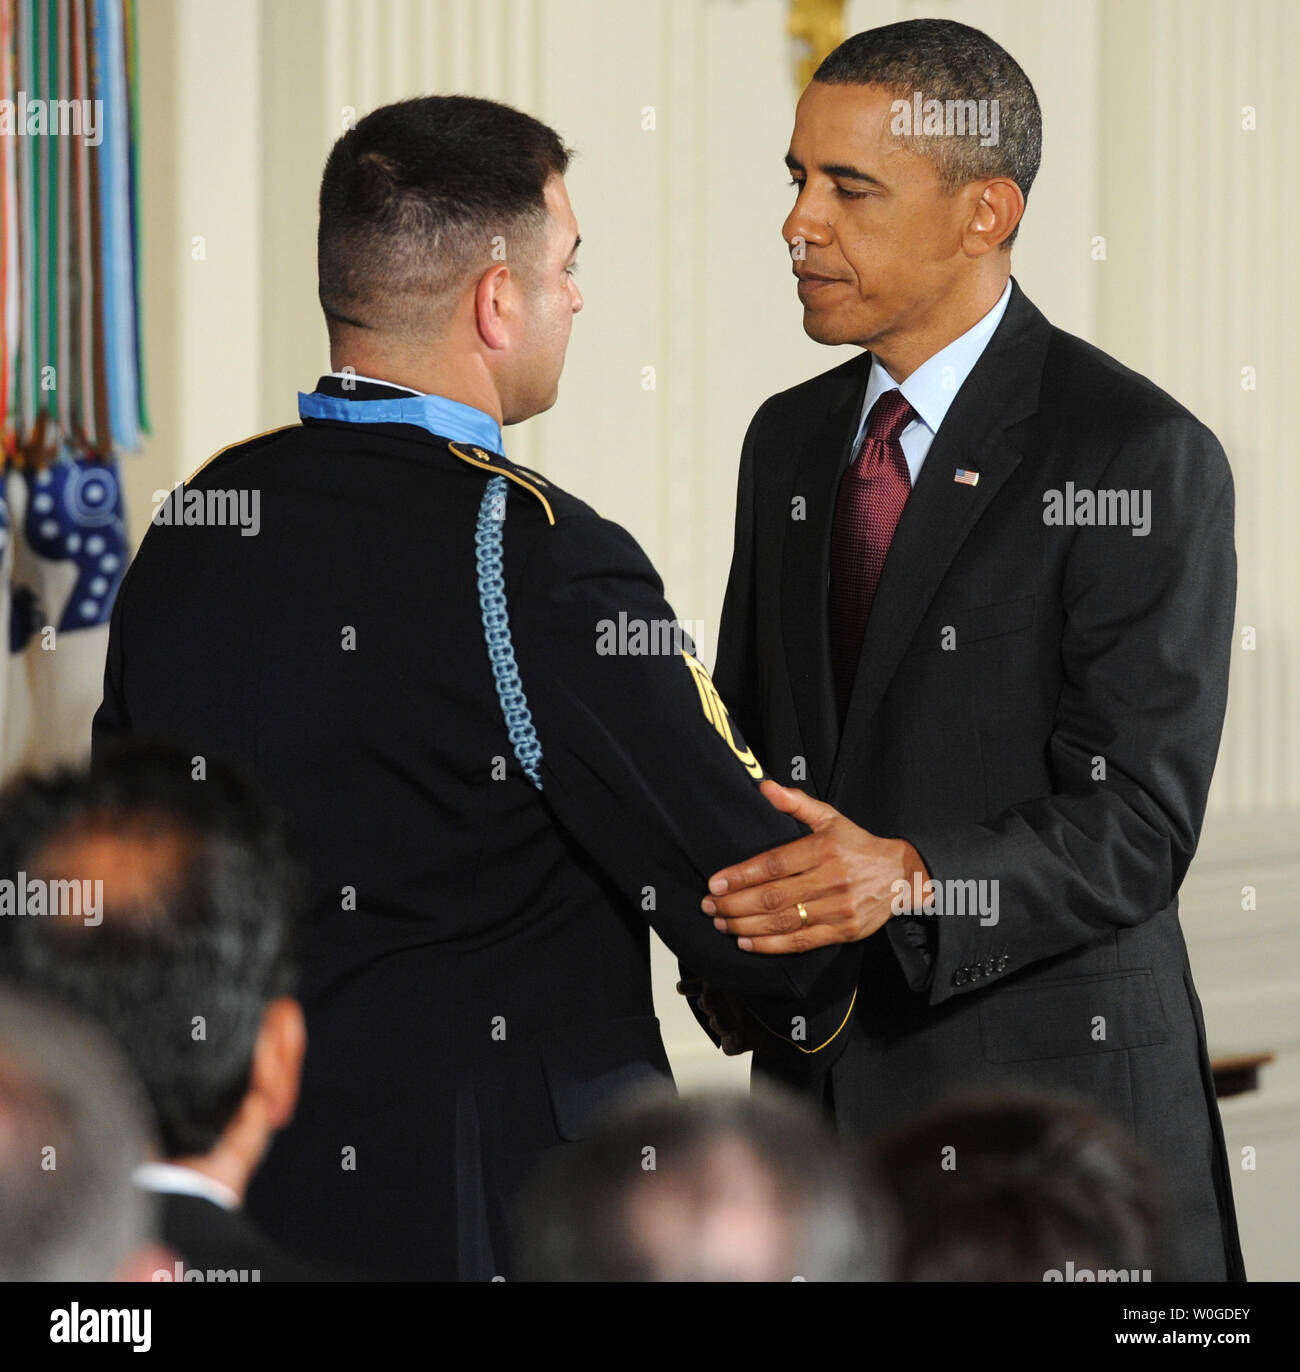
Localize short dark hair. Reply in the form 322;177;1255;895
522;1089;890;1280
318;94;572;341
0;744;300;1158
869;1091;1157;1281
815;19;1041;247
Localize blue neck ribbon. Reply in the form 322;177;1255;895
297;389;504;456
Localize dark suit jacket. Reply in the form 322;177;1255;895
714;279;1246;1281
151;1190;329;1282
93;376;855;1280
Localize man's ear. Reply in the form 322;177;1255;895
964;177;1023;256
474;263;514;350
249;997;306;1133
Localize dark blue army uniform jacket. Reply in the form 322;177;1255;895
91;376;859;1280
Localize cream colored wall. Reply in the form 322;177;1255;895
1088;0;1300;1282
128;0;1298;1277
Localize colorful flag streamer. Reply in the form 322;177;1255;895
0;0;143;772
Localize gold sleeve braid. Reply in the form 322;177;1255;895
748;987;858;1055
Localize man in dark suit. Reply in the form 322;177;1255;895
700;20;1244;1281
91;95;855;1280
0;746;323;1281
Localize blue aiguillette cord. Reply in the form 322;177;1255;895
296;387;542;788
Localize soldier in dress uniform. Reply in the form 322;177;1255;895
92;95;859;1280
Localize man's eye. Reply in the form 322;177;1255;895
788;178;867;200
565;263;578;277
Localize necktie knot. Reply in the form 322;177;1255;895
863;388;915;445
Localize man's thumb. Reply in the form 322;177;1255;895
758;778;835;827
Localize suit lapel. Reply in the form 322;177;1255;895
828;283;1052;796
781;355;871;794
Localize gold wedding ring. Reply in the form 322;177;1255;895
796;902;809;928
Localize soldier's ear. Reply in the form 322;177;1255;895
474;263;514;351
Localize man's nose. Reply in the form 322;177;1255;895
783;196;831;252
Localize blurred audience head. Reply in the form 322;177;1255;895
869;1090;1157;1281
0;987;165;1280
0;744;304;1202
523;1087;891;1281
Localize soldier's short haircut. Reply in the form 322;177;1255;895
815;18;1041;247
318;95;572;343
0;988;157;1281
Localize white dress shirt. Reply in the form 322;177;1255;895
851;278;1013;484
134;1161;239;1211
328;369;420;395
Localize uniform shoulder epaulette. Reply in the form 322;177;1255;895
183;423;301;487
506;460;552;490
448;441;554;526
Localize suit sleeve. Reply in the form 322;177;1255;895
507;508;860;1066
902;416;1235;1005
711;402;767;756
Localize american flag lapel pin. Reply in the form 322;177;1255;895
953;468;980;486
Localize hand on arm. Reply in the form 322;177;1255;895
702;781;930;952
706;416;1235;1003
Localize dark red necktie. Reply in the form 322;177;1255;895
828;388;915;718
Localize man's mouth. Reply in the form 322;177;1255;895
794;269;847;295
